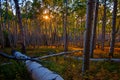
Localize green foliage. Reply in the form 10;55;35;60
0;60;31;80
101;62;120;72
89;61;120;80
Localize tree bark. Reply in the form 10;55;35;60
13;0;26;53
0;0;5;48
82;0;94;77
63;0;68;51
90;0;99;58
13;51;64;80
101;0;106;51
109;0;118;58
5;0;12;47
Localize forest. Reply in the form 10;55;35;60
0;0;120;80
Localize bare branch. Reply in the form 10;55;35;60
0;51;40;62
37;50;82;59
0;50;81;62
0;52;15;59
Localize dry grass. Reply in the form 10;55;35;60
69;44;120;58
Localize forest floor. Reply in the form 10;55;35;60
69;45;120;58
0;43;120;80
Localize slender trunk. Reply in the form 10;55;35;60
13;0;26;53
63;0;68;51
101;0;106;51
0;0;2;46
108;25;111;46
14;20;18;47
97;23;100;48
44;21;48;46
82;0;94;77
90;0;99;58
7;20;11;46
109;0;118;58
10;4;17;47
0;0;4;48
55;19;59;47
74;18;77;46
6;0;12;47
49;18;52;46
0;3;2;47
80;17;83;48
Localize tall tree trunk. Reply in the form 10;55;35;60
14;20;18;47
63;0;68;51
0;0;2;46
10;2;17;47
6;0;12;47
0;0;4;48
82;0;94;77
13;0;26;53
90;0;99;58
109;0;118;58
101;0;106;51
44;21;48;46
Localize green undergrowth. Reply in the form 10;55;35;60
26;47;59;57
0;60;32;80
0;47;120;80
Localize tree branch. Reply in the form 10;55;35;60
0;51;40;62
36;50;82;59
0;52;15;59
0;50;81;62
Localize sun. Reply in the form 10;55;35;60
43;15;49;20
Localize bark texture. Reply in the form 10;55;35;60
109;0;118;57
82;0;94;76
13;0;26;53
90;0;99;58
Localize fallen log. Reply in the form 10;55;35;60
0;50;81;80
13;51;64;80
37;50;81;59
64;56;120;62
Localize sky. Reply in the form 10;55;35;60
0;0;33;15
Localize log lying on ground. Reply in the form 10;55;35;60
37;50;81;59
13;51;64;80
64;56;120;62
